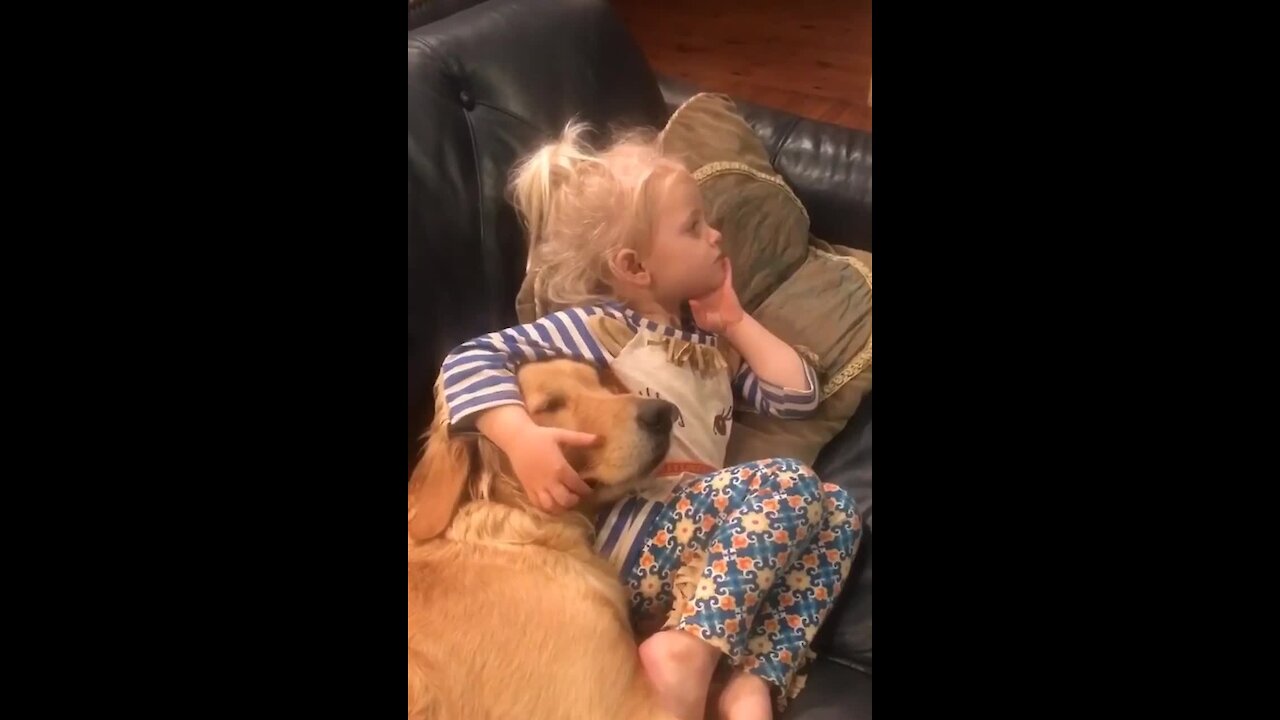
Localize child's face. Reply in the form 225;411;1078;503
643;170;725;305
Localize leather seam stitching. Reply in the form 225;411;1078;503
770;117;802;167
472;101;540;133
463;108;489;289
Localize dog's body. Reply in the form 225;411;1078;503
406;499;670;720
407;360;679;720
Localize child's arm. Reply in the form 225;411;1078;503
723;315;813;390
439;305;621;511
725;317;821;418
690;259;820;418
441;305;617;429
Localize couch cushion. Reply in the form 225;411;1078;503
779;657;872;720
812;393;873;668
723;244;872;467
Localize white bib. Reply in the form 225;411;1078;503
608;325;734;500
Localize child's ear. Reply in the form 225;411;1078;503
608;248;650;287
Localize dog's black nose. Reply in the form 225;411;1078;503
637;398;676;434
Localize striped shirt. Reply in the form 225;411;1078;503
440;302;821;429
593;496;669;574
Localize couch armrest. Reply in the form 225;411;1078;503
657;76;872;252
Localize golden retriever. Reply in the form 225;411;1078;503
407;359;680;720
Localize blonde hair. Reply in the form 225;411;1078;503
509;122;683;307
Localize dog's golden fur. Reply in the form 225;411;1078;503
407;360;678;720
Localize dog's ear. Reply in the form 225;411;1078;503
407;426;472;542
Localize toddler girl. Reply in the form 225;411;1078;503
439;124;861;720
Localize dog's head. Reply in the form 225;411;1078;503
407;359;675;541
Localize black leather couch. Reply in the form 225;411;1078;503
408;1;872;717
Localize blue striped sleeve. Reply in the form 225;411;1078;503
732;353;821;419
440;305;618;428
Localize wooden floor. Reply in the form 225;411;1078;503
612;0;872;132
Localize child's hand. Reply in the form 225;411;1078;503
505;425;598;513
689;257;745;334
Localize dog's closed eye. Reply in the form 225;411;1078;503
532;395;566;414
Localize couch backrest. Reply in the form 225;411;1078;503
408;0;487;32
407;0;667;473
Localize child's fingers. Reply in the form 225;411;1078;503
533;489;552;513
558;467;593;497
548;482;579;511
554;429;599;447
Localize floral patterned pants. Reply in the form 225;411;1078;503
621;458;862;707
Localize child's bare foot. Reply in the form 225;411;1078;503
639;629;720;720
717;671;772;720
